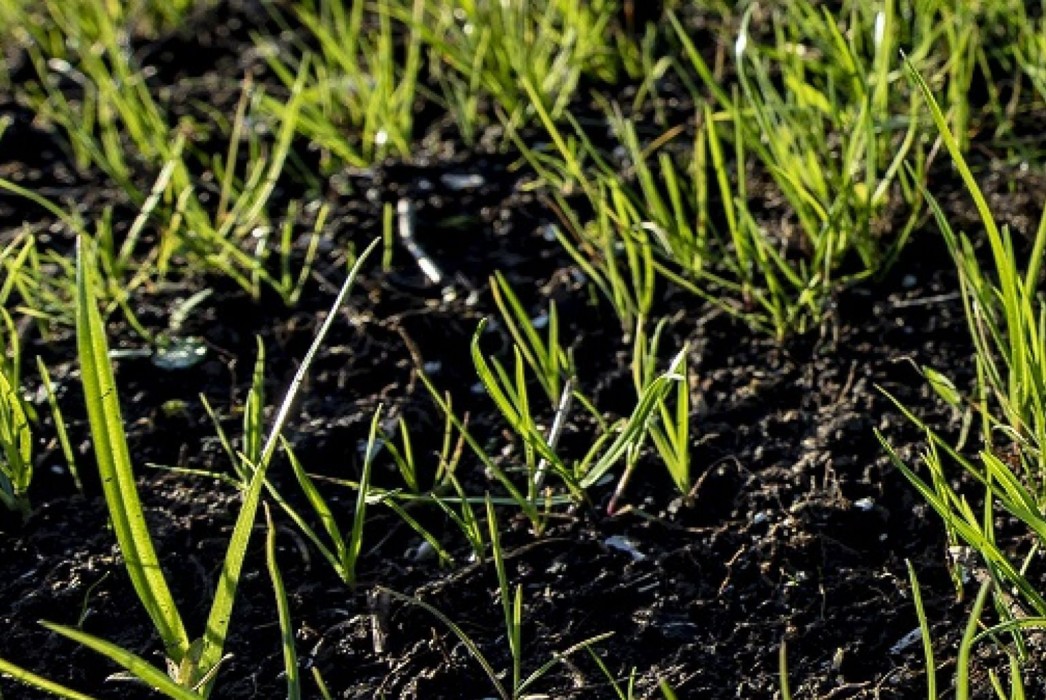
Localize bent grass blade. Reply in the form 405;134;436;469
41;623;199;700
0;656;97;700
378;586;509;700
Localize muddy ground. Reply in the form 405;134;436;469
1;1;1042;698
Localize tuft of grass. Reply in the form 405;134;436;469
631;318;690;497
262;0;424;168
6;3;323;308
882;56;1046;690
411;0;633;134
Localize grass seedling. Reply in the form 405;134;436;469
0;324;32;518
490;271;573;406
376;496;615;700
204;295;398;584
576;346;687;491
466;311;688;513
205;315;450;582
0;238;377;696
277;408;382;586
632;318;690;497
73;238;193;680
471;318;578;505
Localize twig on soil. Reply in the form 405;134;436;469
890;291;961;308
533;378;574;494
396;198;444;287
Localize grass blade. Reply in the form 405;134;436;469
906;561;937;699
41;622;198;700
0;657;96;700
957;577;994;700
75;239;190;662
264;505;300;700
196;238;379;692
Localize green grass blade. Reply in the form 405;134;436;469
196;238;379;692
41;622;198;700
36;357;81;492
281;437;348;577
957;577;994;700
0;656;97;700
75;240;190;662
779;641;793;700
264;506;301;700
518;631;615;695
0;364;31;514
345;407;382;583
906;560;937;699
906;57;1022;374
485;498;520;691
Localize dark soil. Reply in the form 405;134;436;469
2;2;1044;698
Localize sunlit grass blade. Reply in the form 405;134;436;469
957;577;994;700
281;437;349;578
779;641;793;700
378;496;454;567
196;238;379;691
346;407;382;583
75;238;190;662
485;497;521;691
517;631;616;696
41;622;198;699
0;360;31;516
0;656;96;700
906;561;937;699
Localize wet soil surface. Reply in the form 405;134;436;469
2;2;1045;698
